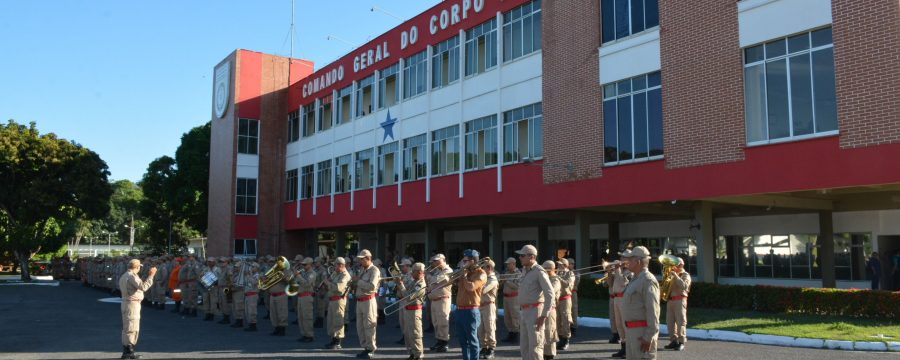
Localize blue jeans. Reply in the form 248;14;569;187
455;308;481;360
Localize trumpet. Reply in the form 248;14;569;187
592;261;623;285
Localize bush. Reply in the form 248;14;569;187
578;281;900;319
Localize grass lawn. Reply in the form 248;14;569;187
576;298;900;342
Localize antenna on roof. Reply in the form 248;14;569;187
371;4;403;21
290;0;296;58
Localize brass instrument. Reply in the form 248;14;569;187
383;284;426;316
425;257;491;297
258;256;292;291
658;254;683;302
593;260;623;285
496;273;520;281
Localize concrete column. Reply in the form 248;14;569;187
425;222;444;257
375;226;389;262
537;225;551;263
304;230;318;259
335;230;346;258
608;221;621;260
694;202;716;283
575;212;590;270
819;211;836;288
487;218;504;261
359;231;377;256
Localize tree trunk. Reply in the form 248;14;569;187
15;251;31;282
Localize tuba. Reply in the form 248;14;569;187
658;254;683;302
259;256;292;291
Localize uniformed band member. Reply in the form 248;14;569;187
515;245;554;360
244;262;261;331
395;258;413;345
478;258;499;359
201;257;219;321
555;258;574;351
354;249;381;359
396;262;427;360
229;258;247;328
118;259;156;360
324;257;352;349
426;253;453;353
621;246;660;360
179;256;198;317
265;257;292;336
664;258;691;351
151;258;168;310
215;258;231;324
295;257;317;342
542;260;561;360
567;257;579;337
315;257;328;328
501;257;521;343
611;253;632;358
455;249;487;360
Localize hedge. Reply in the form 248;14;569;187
577;280;900;319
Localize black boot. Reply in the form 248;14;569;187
203;313;214;321
231;319;244;328
609;332;620;344
570;326;576;338
556;337;569;351
244;323;257;332
171;302;181;313
355;349;373;359
543;355;554;360
664;340;677;349
218;315;230;324
278;326;286;336
483;347;495;359
432;340;448;353
612;342;626;358
675;342;685;351
120;346;130;359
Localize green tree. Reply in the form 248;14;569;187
173;122;210;234
0;120;112;281
141;156;199;254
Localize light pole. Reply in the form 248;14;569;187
103;231;112;256
124;220;143;253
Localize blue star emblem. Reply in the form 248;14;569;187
380;110;397;142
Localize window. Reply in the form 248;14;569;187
287;110;300;143
621;238;665;275
403;51;428;99
355;149;374;190
663;237;698;276
316;160;332;197
834;233;873;281
502;0;542;62
318;95;333;131
465;115;498;170
237;119;259;155
502;102;543;163
285;169;298;201
432;36;460;89
334;154;352;194
601;0;659;44
335;86;353;125
431;125;460;176
300;165;314;199
603;71;663;164
744;27;837;144
356;75;375;116
234;239;257;257
378;64;400;109
403;134;428;181
466;18;498;76
718;234;822;279
302;103;316;137
377;142;399;186
235;178;257;214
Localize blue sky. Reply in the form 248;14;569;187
0;0;439;182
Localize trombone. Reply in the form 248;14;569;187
383;284;426;316
591;260;623;285
424;257;492;297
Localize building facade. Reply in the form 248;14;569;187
208;0;900;289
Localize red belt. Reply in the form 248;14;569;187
457;305;479;310
405;304;424;310
503;292;518;298
271;292;286;297
298;292;314;298
611;292;624;298
559;295;572;301
329;295;345;301
357;294;376;302
670;295;688;301
625;320;648;328
245;291;258;296
520;302;542;310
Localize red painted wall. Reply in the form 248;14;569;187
284;136;900;229
234;215;259;239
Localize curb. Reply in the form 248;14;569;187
496;310;895;352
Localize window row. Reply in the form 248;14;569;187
288;103;543;200
289;0;541;141
716;232;873;281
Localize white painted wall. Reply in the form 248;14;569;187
599;29;661;85
737;0;833;47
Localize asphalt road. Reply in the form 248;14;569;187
0;281;892;359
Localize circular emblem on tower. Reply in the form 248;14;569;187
214;60;231;119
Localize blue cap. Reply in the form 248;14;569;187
463;249;480;258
